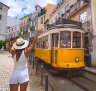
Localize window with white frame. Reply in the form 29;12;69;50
41;17;43;24
80;0;84;7
60;31;71;48
0;4;2;10
80;11;87;23
73;32;81;48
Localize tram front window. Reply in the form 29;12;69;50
73;32;81;48
60;31;71;48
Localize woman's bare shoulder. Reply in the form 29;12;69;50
24;49;29;58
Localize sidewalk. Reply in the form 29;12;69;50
85;66;96;74
0;51;45;91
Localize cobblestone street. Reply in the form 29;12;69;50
0;51;45;91
0;52;14;91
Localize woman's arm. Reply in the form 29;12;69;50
10;47;15;56
24;29;40;56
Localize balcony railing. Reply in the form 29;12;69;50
62;0;90;19
38;9;46;17
82;21;91;31
30;26;35;31
23;31;28;34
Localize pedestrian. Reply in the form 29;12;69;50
9;29;40;91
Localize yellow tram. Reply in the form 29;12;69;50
35;19;85;71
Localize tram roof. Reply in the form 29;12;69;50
39;19;84;36
48;18;83;30
38;28;84;38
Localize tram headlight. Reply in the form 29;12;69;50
75;57;79;62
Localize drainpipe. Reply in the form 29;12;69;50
90;0;96;36
90;0;96;65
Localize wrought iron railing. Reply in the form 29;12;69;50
30;26;35;31
82;21;91;31
38;9;46;17
61;0;90;19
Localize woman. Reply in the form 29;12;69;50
9;29;40;91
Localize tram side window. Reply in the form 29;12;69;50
60;31;71;48
39;38;43;48
73;32;81;48
82;33;84;48
52;33;59;47
37;39;40;48
43;36;49;49
36;39;39;48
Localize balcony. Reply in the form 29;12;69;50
82;21;92;32
23;31;28;34
62;0;90;19
30;26;35;31
38;9;46;17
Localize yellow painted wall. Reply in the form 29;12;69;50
19;15;29;28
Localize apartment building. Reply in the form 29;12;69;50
0;2;9;40
28;5;41;42
19;15;29;40
48;0;96;66
38;4;56;32
6;25;20;41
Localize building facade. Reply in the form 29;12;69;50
28;10;40;42
48;0;96;66
38;4;56;32
19;15;29;40
6;25;20;41
0;2;9;40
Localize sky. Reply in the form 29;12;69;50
0;0;60;19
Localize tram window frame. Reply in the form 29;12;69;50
38;39;40;48
42;35;49;49
52;33;59;48
60;31;71;48
36;39;39;48
39;38;43;48
73;32;81;48
82;33;84;48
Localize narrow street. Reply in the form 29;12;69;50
0;51;45;91
0;51;14;91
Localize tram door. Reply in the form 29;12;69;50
51;33;59;67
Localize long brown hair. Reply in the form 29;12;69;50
15;49;25;61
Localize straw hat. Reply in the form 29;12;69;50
13;37;29;50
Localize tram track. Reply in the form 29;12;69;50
48;70;96;91
34;60;96;91
67;70;96;91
